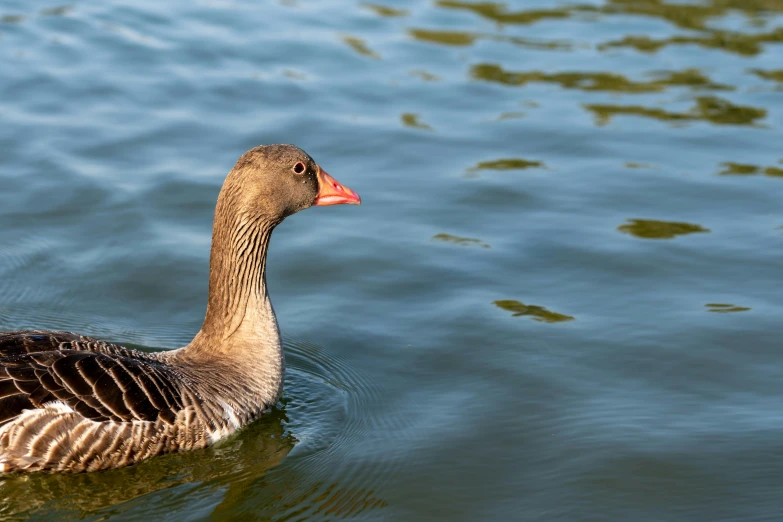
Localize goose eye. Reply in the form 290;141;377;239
293;162;305;174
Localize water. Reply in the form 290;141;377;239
0;0;782;520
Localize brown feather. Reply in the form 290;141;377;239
0;145;331;472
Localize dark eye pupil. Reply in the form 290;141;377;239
293;162;305;174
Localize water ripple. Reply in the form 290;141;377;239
258;338;404;519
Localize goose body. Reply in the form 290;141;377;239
0;145;360;473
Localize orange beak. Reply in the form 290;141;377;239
313;166;361;206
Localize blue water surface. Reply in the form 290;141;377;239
1;1;783;520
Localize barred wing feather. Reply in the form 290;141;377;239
0;332;188;426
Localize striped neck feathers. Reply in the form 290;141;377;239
189;182;283;356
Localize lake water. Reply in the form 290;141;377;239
1;0;782;520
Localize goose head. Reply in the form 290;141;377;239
223;144;361;222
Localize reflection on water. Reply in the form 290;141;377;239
435;0;783;57
751;69;783;83
586;96;766;126
618;219;710;240
471;64;731;92
409;70;440;82
599;28;783;56
434;0;783;34
651;69;733;90
436;1;570;25
692;96;766;125
718;162;759;175
586;103;689;126
718;162;783;178
401;113;433;130
468;158;544;172
408;29;477;46
361;2;408;17
494;111;526;121
432;233;490;248
493;300;574;323
40;6;71;17
341;35;380;59
706;303;751;313
282;69;308;81
625;162;655;169
589;0;783;30
408;29;571;49
472;64;659;92
1;14;24;23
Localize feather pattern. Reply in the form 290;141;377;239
0;145;339;473
0;330;275;472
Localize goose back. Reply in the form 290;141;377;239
0;331;270;472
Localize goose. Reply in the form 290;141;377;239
0;144;360;473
